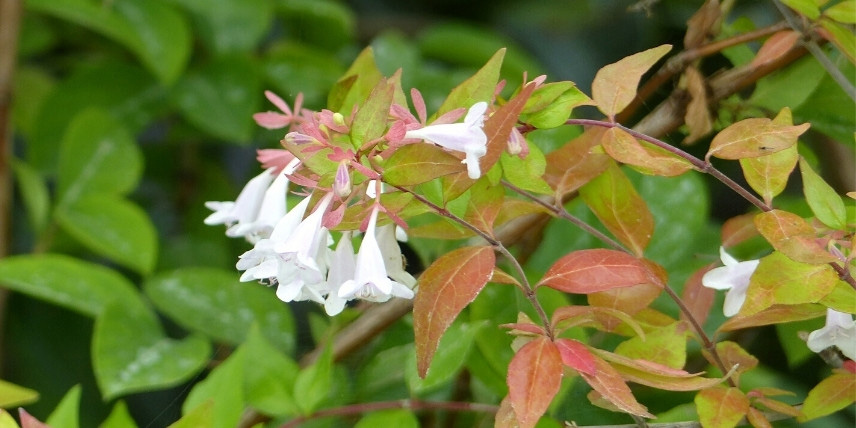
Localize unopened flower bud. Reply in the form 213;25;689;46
507;127;529;157
283;132;316;145
334;160;352;198
333;112;346;127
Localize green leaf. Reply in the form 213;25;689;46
164;0;273;55
241;325;301;416
779;0;821;18
56;194;158;274
355;410;419;428
11;65;55;139
56;109;143;206
0;410;20;428
794;60;855;143
384;143;467;186
182;350;244;428
11;158;50;234
0;254;144;317
695;387;749;428
800;157;847;229
276;0;355;50
173;57;260;142
46;384;81;428
0;379;39;408
27;62;164;172
294;345;334;415
800;372;856;421
169;401;213;428
93;301;211;400
614;322;689;369
328;47;383;114
263;42;344;109
740;145;798;206
100;401;138;428
435;48;505;117
825;1;856;24
28;0;190;83
501;147;553;195
350;76;395;148
750;56;825;112
406;321;483;395
740;251;839;316
820;18;856;64
143;267;296;354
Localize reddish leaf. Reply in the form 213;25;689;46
543;127;611;197
18;409;50;428
500;322;546;336
706;117;809;160
494;395;517;428
746;407;773;428
680;265;716;328
482;81;537;174
740;251;838;316
413;246;495;377
702;341;758;385
721;212;760;248
695;387;750;428
539;249;651;293
383;144;468;186
683;65;713;144
595;349;725;391
754;210;837;264
800;372;856;421
750;31;801;67
463;176;505;237
589;282;662;330
740;145;798;206
580;352;654;418
601;127;692;176
754;397;802;418
551;305;646;338
719;303;825;332
592;44;672;119
507;337;563;428
555;338;597;376
579;163;654;256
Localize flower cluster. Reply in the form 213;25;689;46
204;90;500;315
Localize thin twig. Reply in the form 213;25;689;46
279;399;500;428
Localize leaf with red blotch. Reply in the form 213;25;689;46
551;305;646;338
507;337;563;428
718;303;825;332
739;251;838;316
543;127;611;198
600;127;692;176
595;349;726;392
706;116;809;161
721;213;759;248
413;246;495;378
754;210;837;264
383;144;467;186
750;31;801;67
580;352;654;418
579;163;654;256
801;371;856;421
592;44;672;119
696;387;750;428
555;338;596;376
482;80;537;174
538;249;652;293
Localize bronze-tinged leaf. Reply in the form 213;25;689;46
719;303;825;332
592;45;672;120
350;76;395;148
500;321;546;336
579;163;655;256
754;397;802;418
463;177;505;237
414;246;495;378
706;117;809;161
543;127;610;197
588;282;662;329
580;353;654;418
740;251;839;316
614;322;690;369
703;341;758;385
600;127;693;176
800;372;856;421
695;387;750;428
482;81;537;174
746;407;773;428
555;338;596;376
507;337;563;428
551;305;646;339
384;144;467;186
740;144;798;206
721;212;760;248
750;31;801;68
407;218;474;240
490;267;520;286
680;265;716;328
494;395;517;428
494;199;551;228
538;249;651;294
683;66;713;145
441;171;476;204
684;0;722;49
594;349;726;392
754;210;837;264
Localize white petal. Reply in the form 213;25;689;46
464;102;488;126
722;288;747;317
719;247;739;267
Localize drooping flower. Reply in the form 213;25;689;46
375;223;416;288
237;195;312;282
338;205;415;302
405;102;489;179
807;309;856;361
205;168;276;232
274;193;335;303
701;247;760;317
324;232;356;316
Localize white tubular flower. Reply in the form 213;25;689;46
701;247;760;317
807;309;856;360
205;168;275;230
324;232;356;316
236;195;312;282
404;101;489;179
229;158;302;242
376;224;417;288
338;206;415;302
274;193;335;303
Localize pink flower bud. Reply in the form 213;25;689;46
507;127;530;158
283;132;316;145
334;160;352;198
